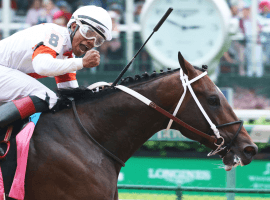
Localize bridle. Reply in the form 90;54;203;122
166;68;243;157
71;67;243;167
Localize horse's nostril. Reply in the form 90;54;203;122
244;145;258;157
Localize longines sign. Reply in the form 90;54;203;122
118;157;270;195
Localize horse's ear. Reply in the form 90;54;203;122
178;51;194;75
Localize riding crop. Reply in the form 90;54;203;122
111;7;173;87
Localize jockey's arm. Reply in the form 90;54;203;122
32;50;83;77
32;42;100;89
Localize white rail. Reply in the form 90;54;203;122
234;109;270;121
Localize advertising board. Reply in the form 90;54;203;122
118;157;270;194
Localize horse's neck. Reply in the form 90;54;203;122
80;72;183;163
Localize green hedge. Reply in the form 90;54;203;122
141;117;270;155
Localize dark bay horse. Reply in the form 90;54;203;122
23;52;257;199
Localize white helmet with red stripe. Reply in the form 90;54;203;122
67;5;112;41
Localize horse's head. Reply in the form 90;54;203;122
170;51;257;171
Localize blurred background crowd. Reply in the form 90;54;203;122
220;0;270;78
1;0;270;110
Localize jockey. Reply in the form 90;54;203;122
0;5;112;128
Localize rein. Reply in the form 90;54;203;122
71;69;243;167
71;100;126;167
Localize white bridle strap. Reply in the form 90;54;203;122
186;79;220;138
87;83;152;105
166;69;220;138
166;69;187;130
114;85;152;105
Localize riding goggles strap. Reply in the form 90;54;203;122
74;17;105;47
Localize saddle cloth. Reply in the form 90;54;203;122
0;113;40;200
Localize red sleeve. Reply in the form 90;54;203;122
32;45;57;60
55;73;77;84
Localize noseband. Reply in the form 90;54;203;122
72;68;243;167
213;120;243;157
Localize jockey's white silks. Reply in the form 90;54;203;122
0;66;58;109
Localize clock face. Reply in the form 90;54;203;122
141;0;229;68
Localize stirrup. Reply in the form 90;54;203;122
0;126;13;160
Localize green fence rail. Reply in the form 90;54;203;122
117;184;270;200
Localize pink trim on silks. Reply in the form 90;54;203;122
8;122;35;200
0;168;5;200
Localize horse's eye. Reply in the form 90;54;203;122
208;96;220;106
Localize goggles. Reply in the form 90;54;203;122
75;19;105;47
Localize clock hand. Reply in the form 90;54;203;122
183;26;202;30
167;19;185;29
167;20;201;30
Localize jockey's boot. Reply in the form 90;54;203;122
0;96;49;128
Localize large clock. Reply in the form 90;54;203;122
140;0;232;75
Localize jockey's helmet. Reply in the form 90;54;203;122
67;5;112;42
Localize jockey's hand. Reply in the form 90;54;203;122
82;49;100;68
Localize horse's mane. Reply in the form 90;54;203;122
56;66;205;103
